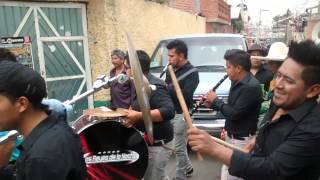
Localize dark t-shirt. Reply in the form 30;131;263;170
253;65;274;91
1;112;87;180
132;73;175;143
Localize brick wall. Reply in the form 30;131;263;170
169;0;231;33
170;0;197;14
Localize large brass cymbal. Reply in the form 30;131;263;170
126;33;153;143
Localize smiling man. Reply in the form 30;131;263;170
188;40;320;180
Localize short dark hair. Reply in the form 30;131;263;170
125;50;151;74
0;61;48;110
166;40;188;59
0;48;17;62
136;50;151;74
288;40;320;88
224;49;251;72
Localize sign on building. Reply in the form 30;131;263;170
0;36;34;68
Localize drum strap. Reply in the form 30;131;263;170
144;133;170;146
143;133;154;145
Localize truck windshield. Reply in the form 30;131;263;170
150;36;245;69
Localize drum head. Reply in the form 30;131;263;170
80;120;148;180
84;107;128;121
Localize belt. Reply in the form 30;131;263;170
149;139;170;146
227;132;255;140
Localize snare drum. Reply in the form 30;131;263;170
71;107;148;180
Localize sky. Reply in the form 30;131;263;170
228;0;319;26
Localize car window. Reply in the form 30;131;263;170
150;42;168;68
150;36;245;68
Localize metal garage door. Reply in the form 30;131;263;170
0;1;93;121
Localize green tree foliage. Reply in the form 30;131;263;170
232;19;244;33
273;9;292;25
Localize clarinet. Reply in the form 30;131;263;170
190;74;228;115
159;63;169;78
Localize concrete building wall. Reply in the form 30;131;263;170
87;0;206;102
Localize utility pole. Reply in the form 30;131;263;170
258;9;269;43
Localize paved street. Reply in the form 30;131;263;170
166;149;223;180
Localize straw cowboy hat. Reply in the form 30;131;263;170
251;42;288;61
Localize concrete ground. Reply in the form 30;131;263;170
166;149;223;180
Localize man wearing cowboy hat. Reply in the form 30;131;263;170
248;43;273;92
252;42;289;95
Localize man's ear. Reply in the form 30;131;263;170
235;65;242;73
306;84;320;99
177;52;185;60
15;96;29;113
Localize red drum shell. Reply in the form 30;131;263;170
72;115;148;180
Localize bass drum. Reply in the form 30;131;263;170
72;114;148;180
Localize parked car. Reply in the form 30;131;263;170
150;33;248;136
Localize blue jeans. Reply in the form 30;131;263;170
172;114;193;180
143;141;173;180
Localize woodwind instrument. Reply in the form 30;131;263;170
190;74;228;115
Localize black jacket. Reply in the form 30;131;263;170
165;61;199;114
212;73;262;135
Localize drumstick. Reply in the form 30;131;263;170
167;65;203;161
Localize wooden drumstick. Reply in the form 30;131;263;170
210;136;246;152
168;65;204;161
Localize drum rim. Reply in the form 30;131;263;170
71;115;143;136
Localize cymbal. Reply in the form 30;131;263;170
126;32;154;143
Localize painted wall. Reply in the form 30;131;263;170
87;0;206;102
17;0;206;103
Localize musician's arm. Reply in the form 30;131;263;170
125;85;175;125
212;86;261;121
0;140;15;167
150;85;175;122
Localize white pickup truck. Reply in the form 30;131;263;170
150;33;247;136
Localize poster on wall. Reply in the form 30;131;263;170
0;36;34;69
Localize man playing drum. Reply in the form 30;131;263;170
123;50;175;180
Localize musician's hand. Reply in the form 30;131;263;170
188;127;218;155
206;90;218;102
203;90;217;108
243;136;256;153
122;109;142;128
220;128;226;141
